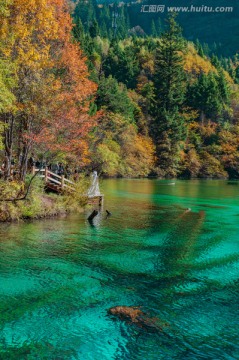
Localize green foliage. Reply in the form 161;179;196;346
62;174;90;211
90;112;155;177
0;0;11;16
153;15;186;137
0;3;238;186
152;15;186;176
96;75;136;121
0;175;90;222
0;180;24;221
186;71;230;119
73;0;239;57
89;18;100;38
0;60;15;113
103;42;140;89
155;132;182;178
96;140;121;176
151;20;157;38
74;11;238;179
0;178;48;221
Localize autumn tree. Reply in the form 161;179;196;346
0;0;97;180
90;112;155;177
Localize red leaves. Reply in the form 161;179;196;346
30;0;98;163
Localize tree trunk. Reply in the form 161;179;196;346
19;144;30;181
3;113;14;180
18;114;32;182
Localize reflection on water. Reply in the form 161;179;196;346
0;179;239;359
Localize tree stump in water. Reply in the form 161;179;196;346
88;210;98;222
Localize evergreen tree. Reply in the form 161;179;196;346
117;6;128;38
89;19;99;38
103;42;139;89
100;21;108;38
125;10;131;33
73;18;84;43
152;15;186;176
211;54;220;69
217;69;230;105
205;72;223;118
74;0;95;31
195;39;204;57
235;67;239;83
156;18;163;36
187;72;224;119
202;43;210;56
151;20;157;37
96;75;136;121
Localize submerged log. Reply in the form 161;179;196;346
88;210;98;222
108;306;168;332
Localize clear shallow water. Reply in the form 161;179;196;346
0;179;239;359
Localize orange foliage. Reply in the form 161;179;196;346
200;122;218;137
0;0;97;164
36;0;97;161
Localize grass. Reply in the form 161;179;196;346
0;174;89;222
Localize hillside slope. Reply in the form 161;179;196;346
92;0;239;56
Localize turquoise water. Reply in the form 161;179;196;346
0;179;239;359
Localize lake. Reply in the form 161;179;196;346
0;179;239;359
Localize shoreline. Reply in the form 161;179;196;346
0;177;237;223
0;193;86;223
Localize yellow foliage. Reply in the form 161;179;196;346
138;47;155;75
200;122;218;137
181;107;199;123
184;43;233;83
0;0;59;69
184;43;216;76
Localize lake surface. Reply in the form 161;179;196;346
0;179;239;359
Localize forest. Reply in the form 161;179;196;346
1;0;239;182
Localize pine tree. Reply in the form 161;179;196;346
187;72;224;120
211;54;220;69
195;39;204;57
100;21;108;38
89;18;99;38
125;9;131;33
205;72;223;118
151;20;157;37
156;18;163;35
152;15;186;176
103;42;139;89
96;75;135;121
217;69;231;105
73;18;84;43
153;15;186;140
236;66;239;84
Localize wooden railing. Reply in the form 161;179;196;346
32;166;104;205
32;167;75;191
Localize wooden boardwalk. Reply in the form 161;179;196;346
32;167;104;205
32;167;75;192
